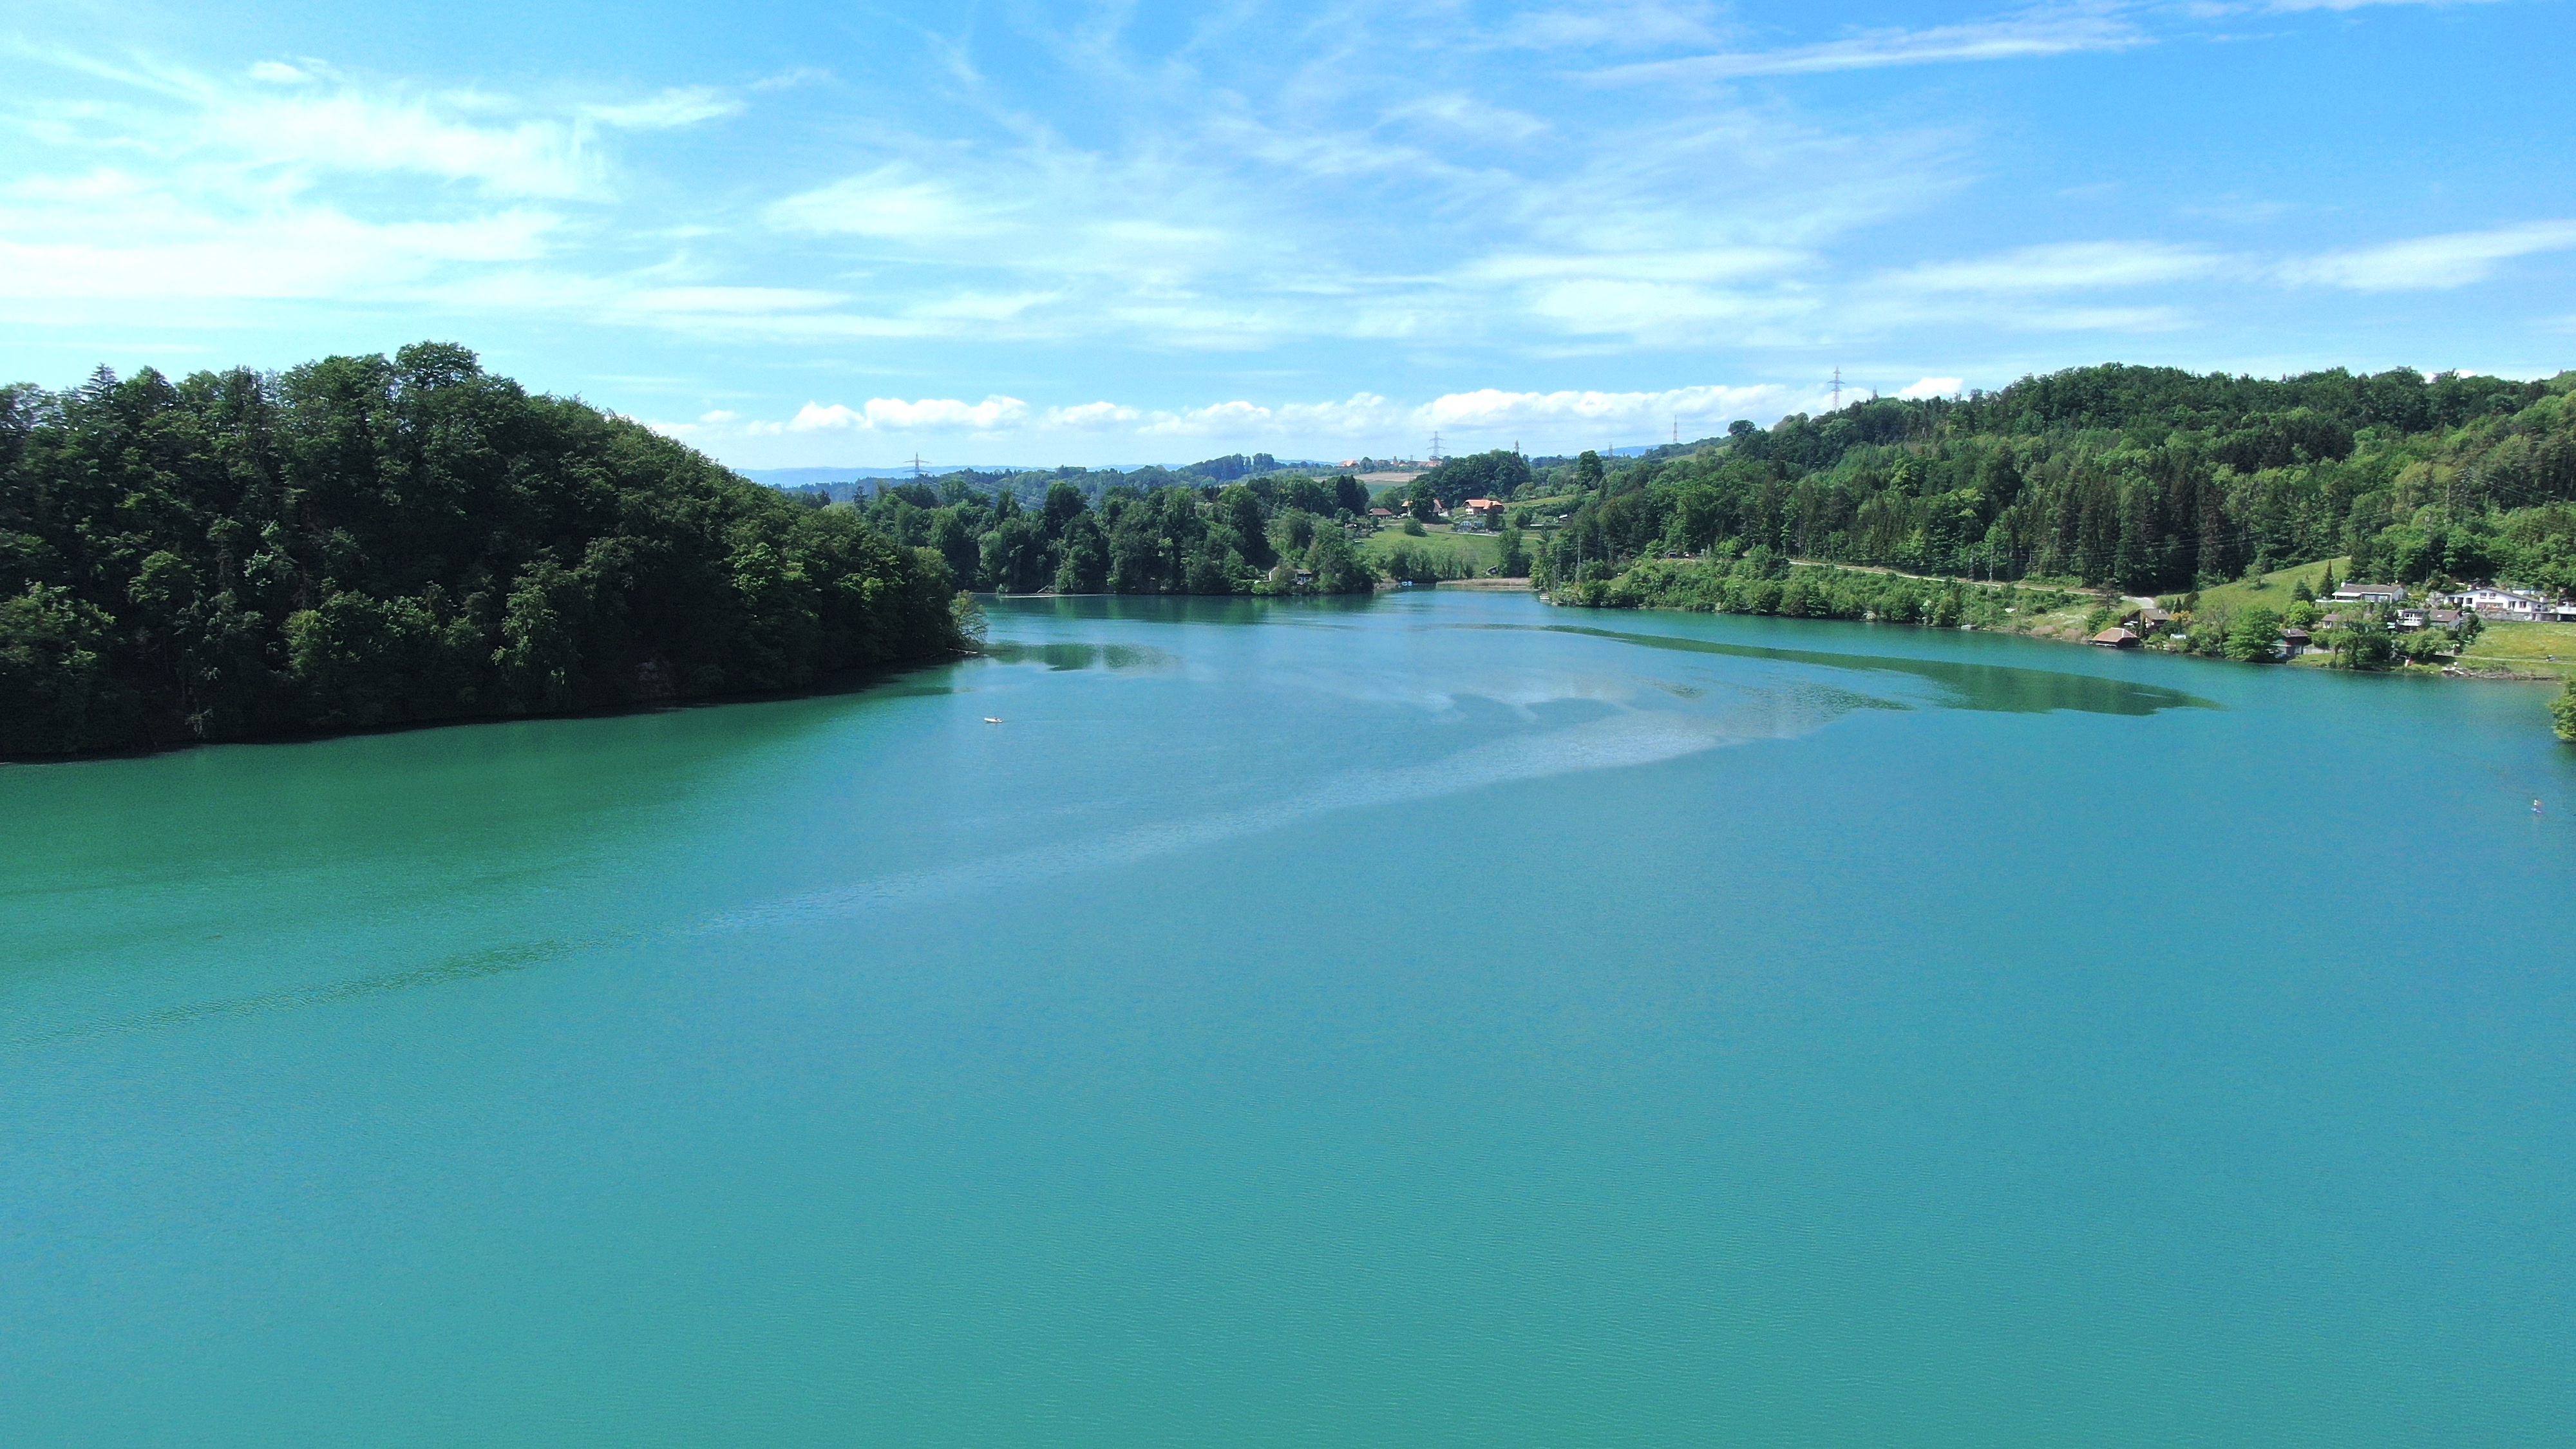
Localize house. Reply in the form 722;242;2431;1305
2090;627;2139;648
2135;607;2173;631
2332;582;2407;604
1462;497;1505;525
2546;601;2576;623
1367;507;1396;519
2281;626;2313;650
2445;587;2550;621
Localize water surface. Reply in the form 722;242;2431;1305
5;591;2570;1445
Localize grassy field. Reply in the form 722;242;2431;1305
1359;524;1499;573
2450;621;2576;679
2171;557;2350;616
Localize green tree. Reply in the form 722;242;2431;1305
1053;514;1108;593
950;591;988;649
2553;678;2576;741
2223;605;2284;661
2331;624;2396;670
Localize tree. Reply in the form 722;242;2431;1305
1406;475;1438;522
2553;678;2576;741
2331;623;2396;670
1305;531;1374;593
1497;524;1530;578
2223;605;2284;661
950;591;988;648
1053;514;1108;593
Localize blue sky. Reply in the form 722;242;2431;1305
3;1;2570;467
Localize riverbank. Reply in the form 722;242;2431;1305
1542;555;2576;688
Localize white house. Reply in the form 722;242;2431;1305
2441;587;2552;621
2331;582;2407;604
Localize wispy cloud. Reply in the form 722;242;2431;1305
1880;240;2234;294
1591;5;2148;84
1493;3;1725;51
581;86;743;131
2278;220;2576;290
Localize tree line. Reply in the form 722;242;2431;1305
1524;363;2576;599
848;469;1380;597
0;345;971;756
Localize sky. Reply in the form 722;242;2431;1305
3;0;2570;469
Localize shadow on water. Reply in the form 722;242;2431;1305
6;937;605;1050
987;593;1380;627
1513;623;2217;717
982;641;1175;671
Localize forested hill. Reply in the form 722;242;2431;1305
0;345;969;757
1538;363;2576;596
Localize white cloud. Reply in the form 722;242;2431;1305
2260;0;2502;10
766;163;1016;243
0;196;560;316
580;86;743;131
1045;401;1143;428
201;90;603;198
1880;240;2230;294
1380;93;1550;142
1593;6;2148;84
699;409;739;423
1496;3;1723;50
1898;377;1965;399
627;286;846;316
246;61;314;85
2278;220;2576;291
1423;383;1790;437
788;396;1032;431
720;383;1812;460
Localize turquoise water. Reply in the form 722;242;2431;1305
5;591;2571;1446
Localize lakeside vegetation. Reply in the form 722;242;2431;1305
1526;365;2576;599
848;468;1381;598
1501;363;2576;736
0;345;971;756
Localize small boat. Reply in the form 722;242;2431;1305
983;717;1003;724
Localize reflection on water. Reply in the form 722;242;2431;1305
984;640;1174;671
1514;623;2217;717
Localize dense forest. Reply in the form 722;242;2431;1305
1528;364;2576;599
846;468;1379;598
0;345;969;757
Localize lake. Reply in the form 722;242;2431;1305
4;590;2570;1446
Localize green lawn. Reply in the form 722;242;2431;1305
2450;621;2576;679
1359;524;1499;571
2174;557;2350;616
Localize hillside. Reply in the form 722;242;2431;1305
0;345;969;756
1528;363;2576;601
